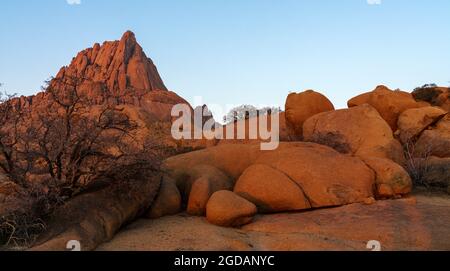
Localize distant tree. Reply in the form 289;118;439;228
258;106;282;115
223;105;258;124
413;83;438;92
412;83;443;104
223;105;281;124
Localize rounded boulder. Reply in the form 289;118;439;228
255;142;376;208
234;164;310;213
362;157;412;199
146;177;182;219
206;191;257;227
414;114;450;158
303;104;405;164
285;90;334;137
396;106;447;144
348;85;422;131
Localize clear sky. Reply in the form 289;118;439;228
1;0;449;110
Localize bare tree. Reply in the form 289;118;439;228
1;77;166;248
0;91;26;186
20;77;162;196
2;76;164;195
223;105;258;124
223;105;281;124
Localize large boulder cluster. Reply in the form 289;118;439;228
150;84;449;228
347;85;425;131
152;142;411;227
303;104;405;164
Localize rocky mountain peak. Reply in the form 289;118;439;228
51;31;167;95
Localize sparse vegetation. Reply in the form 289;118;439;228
223;105;281;124
306;133;352;154
0;78;166;249
0;211;46;249
412;83;442;104
403;139;449;192
414;83;438;91
404;140;431;188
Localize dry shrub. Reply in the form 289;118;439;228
306;132;352;154
0;78;170;249
0;184;59;249
0;211;46;250
412;84;442;104
404;140;433;188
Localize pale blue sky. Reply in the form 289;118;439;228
1;0;449;109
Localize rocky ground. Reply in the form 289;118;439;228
98;191;450;251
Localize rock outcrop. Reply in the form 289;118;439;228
348;85;423;131
163;142;411;224
412;86;450;112
303;104;405;164
53;31;167;94
9;31;190;123
164;144;262;180
234;164;310;213
347;92;371;107
187;175;233;216
253;143;376;208
206;191;257;227
285;90;334;138
396;106;447;144
31;177;161;251
146;177;181;219
166;164;233;216
361;157;412;199
98;193;450;251
414;114;450;158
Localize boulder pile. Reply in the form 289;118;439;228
151;85;449;228
303;104;405;164
347;85;425;131
158;142;411;227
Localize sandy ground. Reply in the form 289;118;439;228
98;192;450;251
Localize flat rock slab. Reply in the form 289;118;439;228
97;193;450;251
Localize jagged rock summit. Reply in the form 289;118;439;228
53;31;167;94
10;31;189;122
